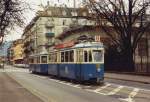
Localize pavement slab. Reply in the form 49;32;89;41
105;73;150;84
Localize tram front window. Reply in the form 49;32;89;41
93;50;103;62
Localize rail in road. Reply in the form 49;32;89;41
2;67;150;102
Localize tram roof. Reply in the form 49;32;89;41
73;42;104;49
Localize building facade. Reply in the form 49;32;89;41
7;39;24;65
22;6;95;64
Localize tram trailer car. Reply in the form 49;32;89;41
30;56;48;74
30;42;104;83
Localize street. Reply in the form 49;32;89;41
0;65;150;102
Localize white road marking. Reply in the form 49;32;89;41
119;88;140;102
65;82;72;85
94;83;111;92
107;86;124;95
32;74;150;102
73;84;81;88
106;82;150;92
85;85;91;88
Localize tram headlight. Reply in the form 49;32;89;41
96;64;101;72
97;68;101;72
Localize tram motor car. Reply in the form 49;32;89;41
29;42;104;84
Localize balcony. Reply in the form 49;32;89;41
45;32;55;37
45;22;54;28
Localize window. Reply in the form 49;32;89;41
37;57;40;63
47;27;53;32
65;51;69;62
63;20;66;25
41;56;47;63
70;50;74;62
93;50;103;62
34;57;37;63
30;58;34;64
84;51;88;62
49;53;57;62
61;52;65;62
49;54;51;62
89;51;92;62
77;50;83;62
84;50;93;62
53;53;57;62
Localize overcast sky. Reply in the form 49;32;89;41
5;0;83;41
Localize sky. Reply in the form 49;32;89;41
4;0;83;41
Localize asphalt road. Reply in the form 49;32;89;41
1;65;150;102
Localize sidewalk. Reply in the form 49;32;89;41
0;72;43;102
105;72;150;84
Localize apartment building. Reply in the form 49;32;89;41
7;39;24;65
22;6;95;64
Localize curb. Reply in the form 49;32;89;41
6;72;52;102
105;76;150;84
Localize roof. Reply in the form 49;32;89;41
73;42;104;48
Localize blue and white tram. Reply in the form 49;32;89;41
30;42;104;83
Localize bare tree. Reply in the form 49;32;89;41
87;0;150;71
0;0;28;45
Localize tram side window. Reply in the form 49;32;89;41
30;58;34;64
84;51;88;62
61;52;65;62
57;52;60;62
83;50;92;62
41;56;47;63
37;57;40;63
89;51;92;62
54;53;57;62
49;54;51;62
77;50;83;62
34;57;37;63
70;50;74;62
49;54;53;62
49;54;57;62
65;51;69;62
